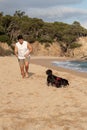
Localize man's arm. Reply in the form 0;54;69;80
14;45;18;57
27;42;33;54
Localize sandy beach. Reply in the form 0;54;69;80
0;56;87;130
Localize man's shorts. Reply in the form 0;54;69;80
18;56;30;66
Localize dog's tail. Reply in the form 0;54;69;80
67;81;69;85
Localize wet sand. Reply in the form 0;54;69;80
31;56;87;78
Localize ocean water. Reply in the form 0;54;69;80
52;60;87;73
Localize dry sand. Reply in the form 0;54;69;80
0;56;87;130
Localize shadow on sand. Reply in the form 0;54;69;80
28;72;35;77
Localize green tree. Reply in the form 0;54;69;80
14;10;25;18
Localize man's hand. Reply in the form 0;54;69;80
14;45;18;58
24;50;30;57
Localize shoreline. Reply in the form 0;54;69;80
31;56;87;79
0;55;87;78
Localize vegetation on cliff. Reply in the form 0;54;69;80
0;10;87;56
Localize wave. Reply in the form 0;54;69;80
52;60;87;73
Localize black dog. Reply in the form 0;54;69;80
46;69;69;88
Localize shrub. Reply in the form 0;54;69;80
44;43;51;48
70;42;82;49
0;35;11;45
38;36;53;43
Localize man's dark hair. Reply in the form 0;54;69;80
17;35;23;40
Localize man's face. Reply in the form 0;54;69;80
18;39;23;44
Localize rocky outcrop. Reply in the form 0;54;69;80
32;37;87;58
68;37;87;59
0;37;87;58
32;41;62;56
0;42;13;56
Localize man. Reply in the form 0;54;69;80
14;35;33;78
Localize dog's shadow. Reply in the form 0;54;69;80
28;72;35;77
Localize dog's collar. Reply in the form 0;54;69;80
56;77;61;80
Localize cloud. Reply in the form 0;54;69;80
21;0;83;7
0;0;86;28
27;6;87;21
0;0;83;9
82;21;87;28
0;0;84;15
26;6;87;28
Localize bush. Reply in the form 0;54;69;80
70;42;82;49
25;35;36;43
44;43;51;48
38;35;53;43
0;35;11;45
0;25;5;35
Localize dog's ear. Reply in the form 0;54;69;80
46;70;49;75
46;69;52;75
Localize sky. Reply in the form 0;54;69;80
0;0;87;28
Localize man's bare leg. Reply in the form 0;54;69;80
20;65;25;78
25;61;29;78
